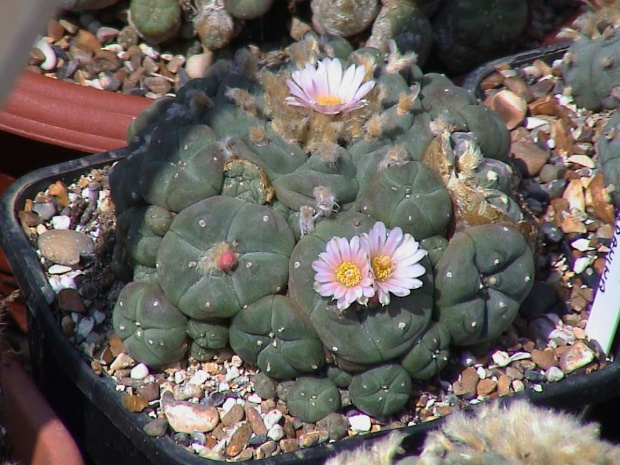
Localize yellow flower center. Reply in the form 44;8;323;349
335;262;361;287
372;255;394;282
316;94;344;106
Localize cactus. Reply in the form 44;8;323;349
193;0;236;51
561;30;620;111
400;321;450;380
597;111;620;206
187;319;229;361
60;0;120;11
310;0;380;37
109;35;529;422
287;376;341;422
224;0;275;19
229;295;325;379
432;0;529;75
112;282;189;367
434;224;535;346
128;0;182;44
156;196;296;320
348;363;412;417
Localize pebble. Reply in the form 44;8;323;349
185;52;214;79
130;363;150;380
511;140;549;177
348;413;372;432
221;404;245;427
245;405;267;436
487;89;527;130
121;394;149;413
162;398;220;433
38;229;94;266
189;370;209;386
263;409;283;430
137;382;160;402
255;441;278;459
57;288;86;313
491;350;511;367
299;430;329;448
279;438;299;453
559;341;595;374
173;382;204;400
144;418;169;437
452;366;479;398
530;349;557;370
545;366;565;382
226;423;252;457
267;424;284;441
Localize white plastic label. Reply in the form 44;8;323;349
586;220;620;356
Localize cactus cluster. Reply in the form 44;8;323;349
110;34;535;421
64;0;531;74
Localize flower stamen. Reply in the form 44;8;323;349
372;255;395;282
316;94;345;106
336;262;362;287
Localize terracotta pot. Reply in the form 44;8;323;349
0;353;84;465
0;71;152;154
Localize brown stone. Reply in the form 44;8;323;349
452;366;479;398
528;94;556;116
279;438;299;453
511;140;549;177
586;173;616;224
561;215;587;234
221;404;245;427
487;89;527;130
530;348;558;370
38;229;94;266
563;179;586;212
57;288;86;313
48;180;70;207
505;366;523;380
143;76;172;95
74;29;101;53
226;422;252;457
245;405;267;436
529;78;555;99
137;382;160;402
559;341;595;374
255;441;278;459
497;374;512;396
162;399;219;433
480;73;504;91
121;394;149;413
47;18;65;42
476;378;497;397
504;76;533;102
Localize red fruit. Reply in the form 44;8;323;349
218;250;238;272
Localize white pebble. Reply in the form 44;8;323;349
130;363;150;380
225;366;240;382
221;397;238;414
35;38;57;70
246;393;262;404
93;310;106;325
174;370;186;384
491;350;510;367
267;424;284;441
568;154;595;169
476;366;487;380
525;117;549;130
263;409;283;430
75;316;94;340
47;264;73;274
348;413;372;432
573;256;593;274
189;370;209;386
51;215;71;230
185;52;214;79
571;238;593;252
545;366;565;383
508;352;532;362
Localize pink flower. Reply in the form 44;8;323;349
361;222;426;306
285;58;375;115
312;236;375;310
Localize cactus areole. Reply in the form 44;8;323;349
111;34;534;421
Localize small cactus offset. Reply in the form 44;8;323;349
110;34;536;424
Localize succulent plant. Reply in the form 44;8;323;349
348;363;412;417
597;111;620;206
112;282;189;367
434;224;535;346
287;376;341;422
432;0;529;75
229;295;325;379
110;34;532;422
60;0;120;11
310;0;380;37
128;0;182;44
561;30;620;111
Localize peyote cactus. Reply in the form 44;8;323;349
128;0;182;44
110;34;535;423
559;1;620;111
597;111;620;206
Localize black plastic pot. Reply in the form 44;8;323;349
462;40;573;98
2;149;620;465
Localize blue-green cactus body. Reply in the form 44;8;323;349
434;224;535;346
229;295;325;379
348;363;412;417
357;161;452;240
187;319;229;361
400;320;451;380
597;111;620;206
112;282;189;367
157;196;295;320
287;376;341;422
139;124;223;213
